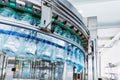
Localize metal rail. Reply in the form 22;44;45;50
44;0;89;39
53;0;89;36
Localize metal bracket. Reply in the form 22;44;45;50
40;0;52;32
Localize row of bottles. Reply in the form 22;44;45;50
0;30;84;72
66;44;84;72
0;7;39;57
52;24;82;46
52;24;84;71
0;7;40;26
0;7;84;72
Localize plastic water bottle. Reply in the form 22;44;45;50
62;30;71;39
55;46;65;62
2;36;22;55
52;26;67;62
36;33;53;60
70;35;77;42
0;7;15;17
66;44;73;64
74;48;81;73
76;48;80;64
20;13;34;25
76;50;84;73
61;31;71;63
16;13;36;57
36;33;44;57
24;31;37;57
79;40;82;46
34;18;40;26
71;46;77;65
0;8;16;51
36;33;49;57
24;40;37;57
54;25;62;35
40;43;52;60
2;13;34;55
79;51;84;66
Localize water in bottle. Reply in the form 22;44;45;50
55;47;65;62
54;25;62;35
24;39;37;58
70;35;77;42
71;46;77;65
66;44;73;65
16;13;35;57
36;33;44;57
36;33;53;60
2;36;21;55
79;51;84;66
24;31;37;58
52;26;67;62
62;30;71;39
2;13;34;55
76;48;80;64
0;7;16;51
0;7;15;17
40;43;52;60
76;50;84;72
19;13;34;25
34;18;40;26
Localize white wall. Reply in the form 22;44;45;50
101;40;120;79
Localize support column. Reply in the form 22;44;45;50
87;16;98;80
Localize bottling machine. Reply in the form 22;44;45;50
0;0;91;80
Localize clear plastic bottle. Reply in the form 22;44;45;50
24;31;37;58
55;46;65;62
36;33;44;57
0;7;15;17
36;33;53;60
76;50;84;73
0;7;16;51
54;25;62;35
71;46;77;65
79;51;84;66
66;44;73;65
62;30;71;39
19;13;36;57
76;48;80;64
70;35;77;42
2;13;34;55
34;18;40;26
53;26;67;62
19;13;34;25
40;43;52;60
2;36;21;55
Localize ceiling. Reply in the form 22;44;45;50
68;0;120;52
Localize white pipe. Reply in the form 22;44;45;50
99;32;120;52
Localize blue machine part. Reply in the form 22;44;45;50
76;64;84;73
